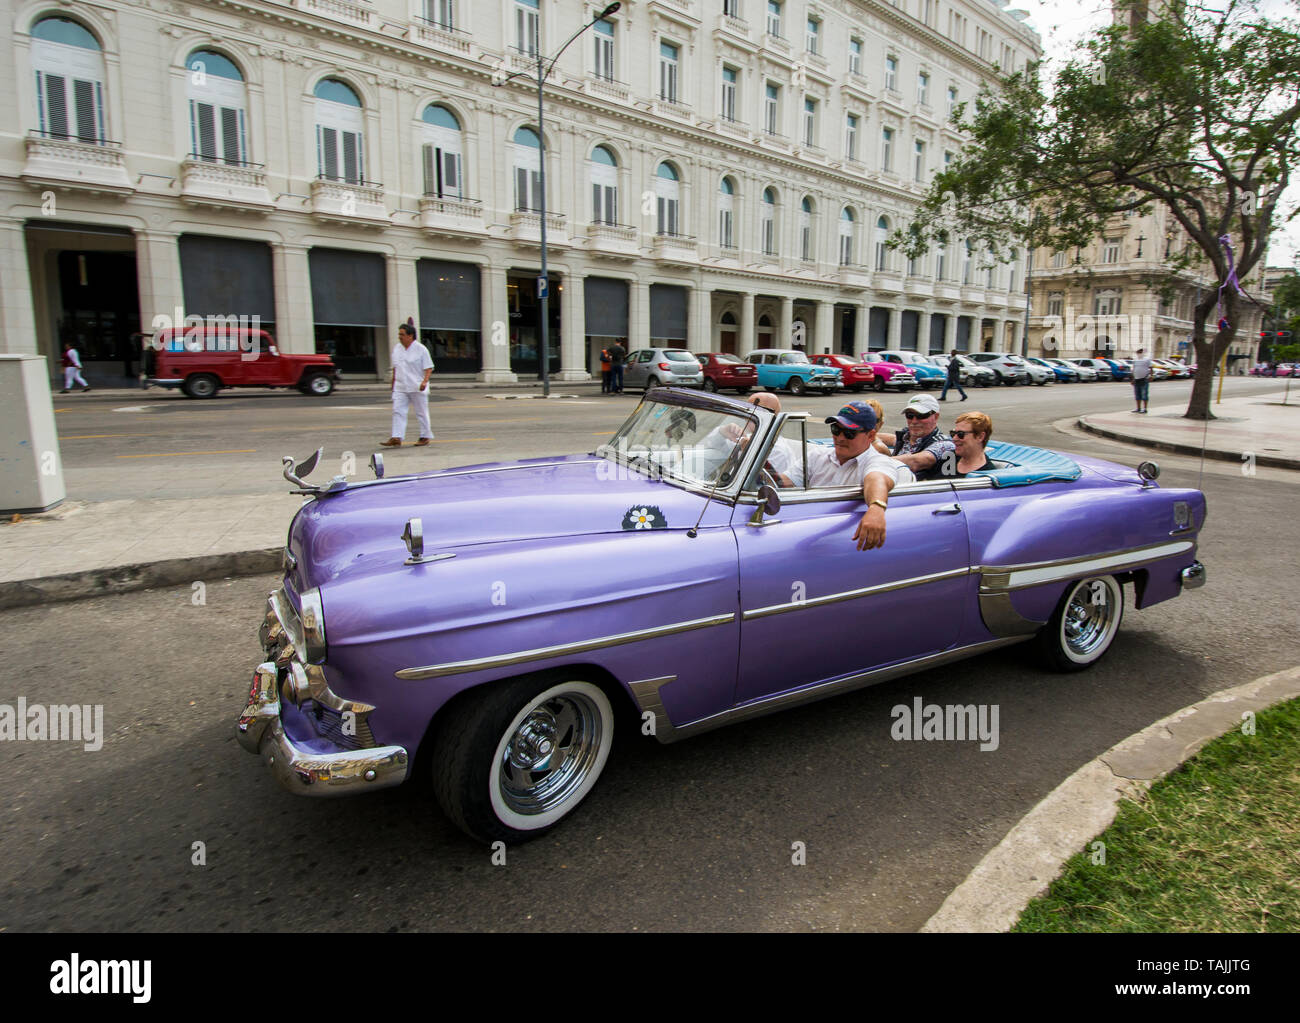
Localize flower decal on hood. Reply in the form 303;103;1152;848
622;505;666;530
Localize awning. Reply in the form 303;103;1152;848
585;277;628;337
178;235;275;321
650;283;687;340
309;248;387;327
417;259;480;332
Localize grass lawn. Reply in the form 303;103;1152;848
1014;697;1300;932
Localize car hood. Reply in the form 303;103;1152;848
285;454;733;589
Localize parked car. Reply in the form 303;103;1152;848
952;354;998;387
967;351;1030;385
623;348;704;390
696;352;757;394
1069;358;1113;381
805;353;876;391
1030;357;1078;383
1101;358;1132;381
1153;359;1190;380
857;356;917;391
746;349;841;394
237;389;1208;843
1022;360;1053;386
145;327;340;398
877;351;946;389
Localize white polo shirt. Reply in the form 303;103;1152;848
805;443;915;489
391;340;434;391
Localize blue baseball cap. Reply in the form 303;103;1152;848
825;401;877;432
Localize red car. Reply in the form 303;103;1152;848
696;352;758;393
147;326;341;398
808;353;877;392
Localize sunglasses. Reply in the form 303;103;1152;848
828;423;863;438
951;429;979;439
904;410;935;420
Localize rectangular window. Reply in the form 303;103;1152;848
660;42;679;103
593;182;616;224
913;139;925;182
881;126;894;172
806;17;820;55
917;72;929;106
515;165;542;211
803;98;817;147
318;126;364;184
885;56;898;92
657;196;679;236
800;220;811;261
594;19;615;81
849;37;862;75
1048;294;1064;317
724;0;741;16
840;232;853;266
1094;292;1122;316
923;0;936;26
1102;238;1121;263
947;86;959;119
767;1;782;37
721;66;737;121
38;71;104;143
423;143;463;198
977;29;991;61
426;0;455;30
515;0;539;55
1052;250;1067;268
762;215;775;255
845;114;859;160
943;149;953;170
765;82;780;135
720;208;734;248
192;101;247;164
948;12;967;47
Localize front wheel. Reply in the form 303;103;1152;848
431;673;615;844
873;376;887;392
702;378;718;392
183;373;218;399
1037;575;1124;672
788;376;807;395
302;374;334;396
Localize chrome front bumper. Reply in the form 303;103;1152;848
237;662;409;795
1181;561;1207;590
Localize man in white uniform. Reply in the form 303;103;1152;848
1130;346;1153;414
383;321;434;447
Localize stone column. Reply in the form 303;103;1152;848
386;253;419;381
478;264;517;383
919;310;933;355
887;306;901;350
630;281;650;350
944;311;958;353
135;229;185;347
779;295;794;349
0;218;38;356
690;285;712;352
814;298;833;355
739;291;755;357
272;243;313;356
853;302;868;358
557;273;589;381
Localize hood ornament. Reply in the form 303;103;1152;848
402;517;455;566
282;447;349;497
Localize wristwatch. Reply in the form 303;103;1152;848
870;499;888;511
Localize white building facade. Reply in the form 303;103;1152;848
0;0;1041;384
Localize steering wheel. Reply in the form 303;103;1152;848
758;466;781;490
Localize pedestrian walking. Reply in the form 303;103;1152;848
938;350;968;402
1130;347;1152;414
60;343;90;393
600;347;612;393
382;319;434;447
608;340;626;394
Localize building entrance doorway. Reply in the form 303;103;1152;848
507;271;561;377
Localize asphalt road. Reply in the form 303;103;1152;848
2;378;1296;931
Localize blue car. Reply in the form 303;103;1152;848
1101;358;1131;380
746;349;841;394
1029;357;1078;382
878;351;945;389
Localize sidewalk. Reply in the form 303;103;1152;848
1078;392;1300;469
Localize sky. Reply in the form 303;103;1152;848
1009;0;1299;268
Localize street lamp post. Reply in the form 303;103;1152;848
495;2;621;397
1020;245;1033;358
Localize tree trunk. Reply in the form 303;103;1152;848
1184;291;1239;420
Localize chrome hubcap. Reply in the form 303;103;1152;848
499;693;603;816
1063;581;1116;657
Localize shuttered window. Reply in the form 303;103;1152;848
318;126;364;184
190;101;247;163
36;71;103;142
422;144;463;198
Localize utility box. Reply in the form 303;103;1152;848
0;354;65;513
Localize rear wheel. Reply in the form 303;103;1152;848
788;376;807;395
703;378;718;392
646;376;661;390
183;374;219;399
873;376;887;392
431;672;615;844
1037;575;1124;672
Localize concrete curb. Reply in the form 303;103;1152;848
921;665;1300;932
0;547;281;610
1076;416;1300;470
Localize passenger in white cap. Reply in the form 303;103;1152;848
887;393;956;481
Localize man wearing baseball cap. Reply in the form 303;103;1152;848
799;401;915;550
1130;347;1152;414
886;393;956;481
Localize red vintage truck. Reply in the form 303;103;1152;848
145;326;341;398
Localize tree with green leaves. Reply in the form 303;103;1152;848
895;0;1300;419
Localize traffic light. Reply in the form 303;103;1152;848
1277;331;1293;339
1260;331;1270;338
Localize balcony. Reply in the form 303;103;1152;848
412;16;471;56
961;284;985;305
904;276;933;299
585;73;630;103
762;32;791;56
419;194;487;239
838;264;871;290
758;129;791;153
716;13;751;41
653;97;693;122
652;232;697;264
22;132;133;196
294;0;373;29
179;156;273;213
509;47;539;75
586;221;638;260
793;140;826;161
804;50;829;73
309;176;389;226
934;280;960;302
508;208;568;247
873;269;904;294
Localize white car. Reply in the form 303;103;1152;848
967;351;1030;385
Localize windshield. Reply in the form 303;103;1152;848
779;352;810;365
665;350;697;363
713;353;745;365
600;394;762;489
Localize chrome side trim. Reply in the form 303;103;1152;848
395;612;738;680
743;566;970;620
630;637;1027;744
978;591;1047;637
735;478;958;505
979;540;1195;592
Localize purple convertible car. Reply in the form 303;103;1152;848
238;389;1207;843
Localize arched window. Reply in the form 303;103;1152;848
513;126;542;210
655;161;681;236
718;176;736;249
761;187;777;256
799;196;814;261
874;215;891;270
839;208;856;266
421;103;463;198
590;145;618;224
314;78;365;183
186;50;248;165
31;16;106;143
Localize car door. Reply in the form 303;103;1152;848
731;430;971;706
623;350;646;388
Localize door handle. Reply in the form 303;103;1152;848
932;503;962;515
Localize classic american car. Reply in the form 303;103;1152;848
237;389;1207;844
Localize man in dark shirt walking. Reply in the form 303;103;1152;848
608;341;626;394
939;350;968;402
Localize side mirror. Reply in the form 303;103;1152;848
748;484;782;527
269;345;280;356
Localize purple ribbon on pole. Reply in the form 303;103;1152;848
1216;234;1243;332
